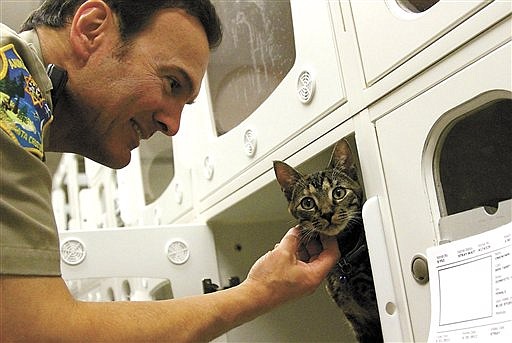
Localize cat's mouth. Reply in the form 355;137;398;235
315;222;345;237
304;215;351;237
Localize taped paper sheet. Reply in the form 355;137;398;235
427;222;511;342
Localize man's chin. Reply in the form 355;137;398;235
108;155;131;169
85;151;131;170
110;160;131;169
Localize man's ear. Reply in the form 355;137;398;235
69;0;114;63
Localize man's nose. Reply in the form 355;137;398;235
154;104;184;136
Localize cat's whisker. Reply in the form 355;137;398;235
298;224;318;246
286;218;297;226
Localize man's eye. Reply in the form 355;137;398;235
168;77;181;92
300;197;316;210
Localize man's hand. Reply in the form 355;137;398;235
243;226;340;309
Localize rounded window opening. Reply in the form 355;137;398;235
121;280;131;301
207;0;296;136
150;280;174;301
396;0;439;13
106;287;115;301
138;134;174;205
435;97;511;216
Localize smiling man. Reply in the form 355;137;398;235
0;1;340;341
33;1;211;168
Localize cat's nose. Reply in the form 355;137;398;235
321;212;333;221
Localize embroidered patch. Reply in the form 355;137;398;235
0;43;52;160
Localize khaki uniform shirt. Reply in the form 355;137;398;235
0;23;61;275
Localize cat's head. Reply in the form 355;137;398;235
273;139;363;237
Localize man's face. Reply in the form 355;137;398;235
72;9;209;168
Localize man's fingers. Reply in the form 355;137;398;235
305;237;322;257
308;234;340;277
320;234;340;257
276;225;301;252
297;243;309;262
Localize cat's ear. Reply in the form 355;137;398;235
273;161;302;198
328;139;357;178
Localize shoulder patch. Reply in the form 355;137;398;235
0;43;52;160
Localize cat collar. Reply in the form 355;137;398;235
336;232;367;282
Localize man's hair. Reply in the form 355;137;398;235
20;0;222;50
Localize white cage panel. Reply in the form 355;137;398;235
60;224;220;299
374;42;511;341
351;0;508;85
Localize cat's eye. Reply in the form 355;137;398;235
300;197;316;210
332;187;346;200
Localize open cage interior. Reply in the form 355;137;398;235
434;96;512;243
207;134;362;342
436;98;511;216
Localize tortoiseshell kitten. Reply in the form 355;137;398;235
273;139;383;343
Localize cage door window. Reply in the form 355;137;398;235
207;0;296;136
436;98;511;216
395;0;439;13
138;134;174;205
